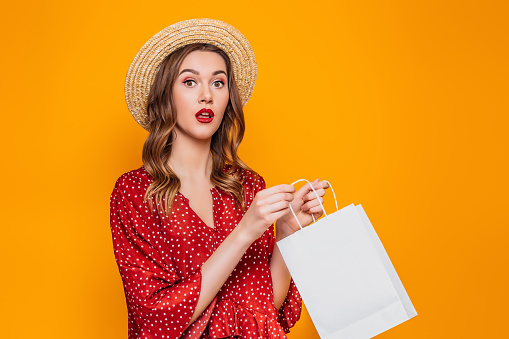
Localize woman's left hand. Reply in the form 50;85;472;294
275;179;329;241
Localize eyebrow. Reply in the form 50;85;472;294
179;69;227;76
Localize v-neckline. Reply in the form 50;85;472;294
178;187;217;230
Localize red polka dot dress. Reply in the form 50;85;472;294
109;164;302;338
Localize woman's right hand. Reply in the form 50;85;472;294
238;184;296;242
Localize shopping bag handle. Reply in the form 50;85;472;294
288;179;338;229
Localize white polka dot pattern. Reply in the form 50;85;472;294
109;164;302;338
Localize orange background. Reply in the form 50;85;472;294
1;0;508;338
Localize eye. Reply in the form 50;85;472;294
213;80;225;88
183;79;196;87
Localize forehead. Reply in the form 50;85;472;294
179;50;227;73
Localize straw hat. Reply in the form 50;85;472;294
124;18;257;130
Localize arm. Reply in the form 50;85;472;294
111;182;202;338
184;220;252;327
186;180;297;327
269;235;293;309
110;175;297;336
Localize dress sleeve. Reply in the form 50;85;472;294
266;205;303;333
109;180;202;338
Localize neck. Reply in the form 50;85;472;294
168;132;213;182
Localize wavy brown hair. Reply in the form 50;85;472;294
142;43;258;216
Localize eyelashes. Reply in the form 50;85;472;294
183;79;225;88
212;80;225;88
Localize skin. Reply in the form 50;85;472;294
167;50;329;330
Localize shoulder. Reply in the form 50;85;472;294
244;170;265;192
223;163;265;192
112;165;153;197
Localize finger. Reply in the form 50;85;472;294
301;196;324;211
321;180;330;189
308;205;325;215
262;199;291;214
293;179;319;200
312;180;329;190
303;188;326;202
262;184;296;196
303;180;330;202
263;192;294;205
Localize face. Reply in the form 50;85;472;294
172;50;229;142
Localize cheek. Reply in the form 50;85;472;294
218;98;229;120
219;92;230;109
173;91;193;117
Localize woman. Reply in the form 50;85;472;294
110;18;329;338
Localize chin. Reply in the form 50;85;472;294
195;134;215;141
192;130;218;141
175;124;220;141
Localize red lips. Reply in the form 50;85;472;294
195;108;214;123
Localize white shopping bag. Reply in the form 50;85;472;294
277;179;417;339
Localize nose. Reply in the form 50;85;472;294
199;84;213;104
